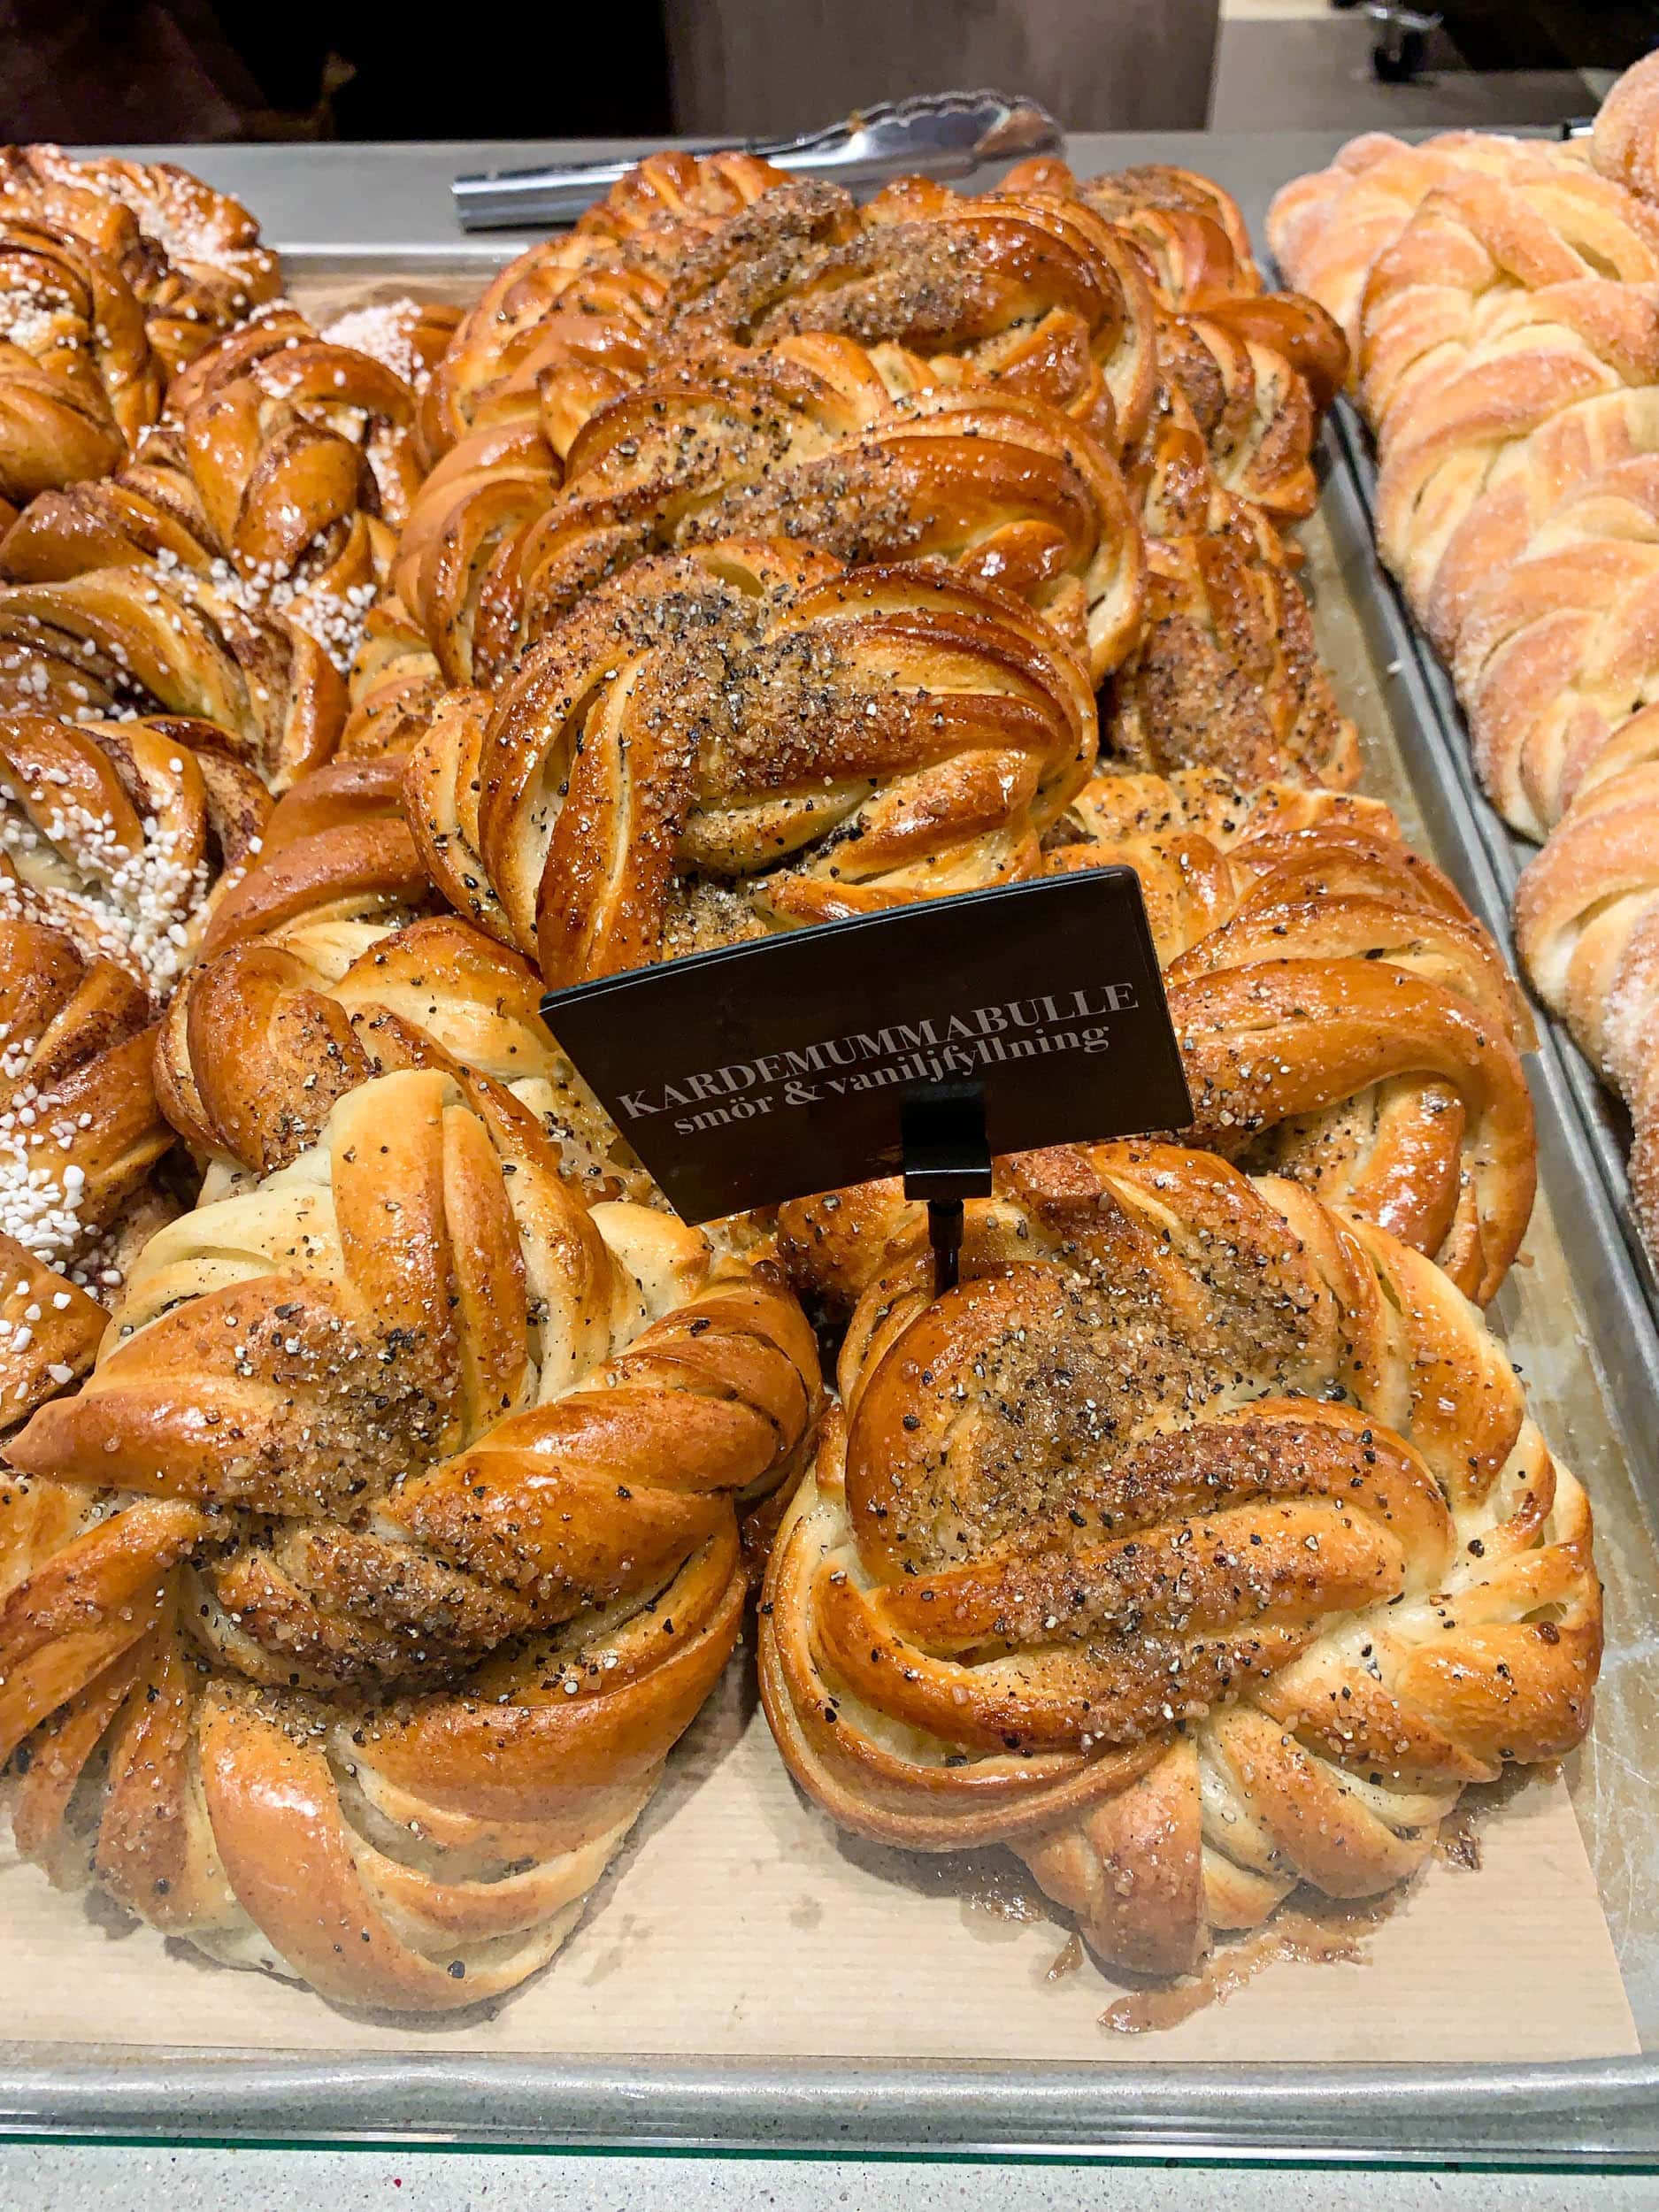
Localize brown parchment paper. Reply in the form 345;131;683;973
0;1663;1639;2063
0;265;1639;2072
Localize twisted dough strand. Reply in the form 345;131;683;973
779;767;1532;1308
406;539;1097;984
403;331;1143;693
0;709;267;1417
157;911;648;1203
1;145;280;376
1;308;431;691
0;219;159;516
760;1141;1598;1979
3;1064;819;2006
1006;157;1348;523
652;175;1160;455
0;566;345;791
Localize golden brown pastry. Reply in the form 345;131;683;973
0;708;267;1419
0;218;159;519
399;331;1142;692
652;174;1160;455
1008;157;1348;524
1;1064;820;2008
0;308;431;686
781;766;1534;1309
1107;396;1359;788
406;539;1098;983
760;1141;1599;1981
0;565;344;791
157;912;646;1203
423;150;787;468
1;147;280;375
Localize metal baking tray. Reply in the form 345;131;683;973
3;140;1659;2163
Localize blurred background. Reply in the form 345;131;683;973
4;0;1654;142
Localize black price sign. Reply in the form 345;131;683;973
540;870;1192;1225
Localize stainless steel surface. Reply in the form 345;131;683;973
450;90;1061;228
5;134;1658;2166
75;134;1364;261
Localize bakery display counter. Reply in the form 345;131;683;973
0;111;1655;2168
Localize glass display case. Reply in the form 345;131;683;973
1;130;1655;2170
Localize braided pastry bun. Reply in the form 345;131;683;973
780;768;1533;1310
1;146;279;376
399;330;1143;691
1;307;430;682
157;912;648;1205
0;707;269;993
759;1141;1599;1981
407;539;1096;985
1359;183;1659;628
1515;750;1659;1079
1446;443;1659;838
0;709;268;1417
156;754;652;1204
422;150;787;467
651;175;1160;455
0;218;160;518
2;1064;820;2008
398;159;789;703
1515;753;1659;1252
0;565;345;791
1264;133;1573;357
1109;397;1359;788
1006;158;1260;292
1361;161;1659;440
1586;50;1659;208
1004;158;1348;524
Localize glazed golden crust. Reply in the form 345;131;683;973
779;766;1533;1309
157;911;647;1202
0;146;277;516
759;1141;1599;1978
654;175;1160;454
422;150;787;465
3;1064;820;2007
0;309;426;681
4;147;280;375
406;540;1098;984
0;219;158;512
0;566;345;791
1008;157;1348;522
403;331;1143;692
0;710;268;1418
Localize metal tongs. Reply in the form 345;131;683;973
451;88;1063;231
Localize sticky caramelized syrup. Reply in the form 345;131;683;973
1098;1893;1396;2035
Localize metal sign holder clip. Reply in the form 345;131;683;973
901;1079;994;1295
